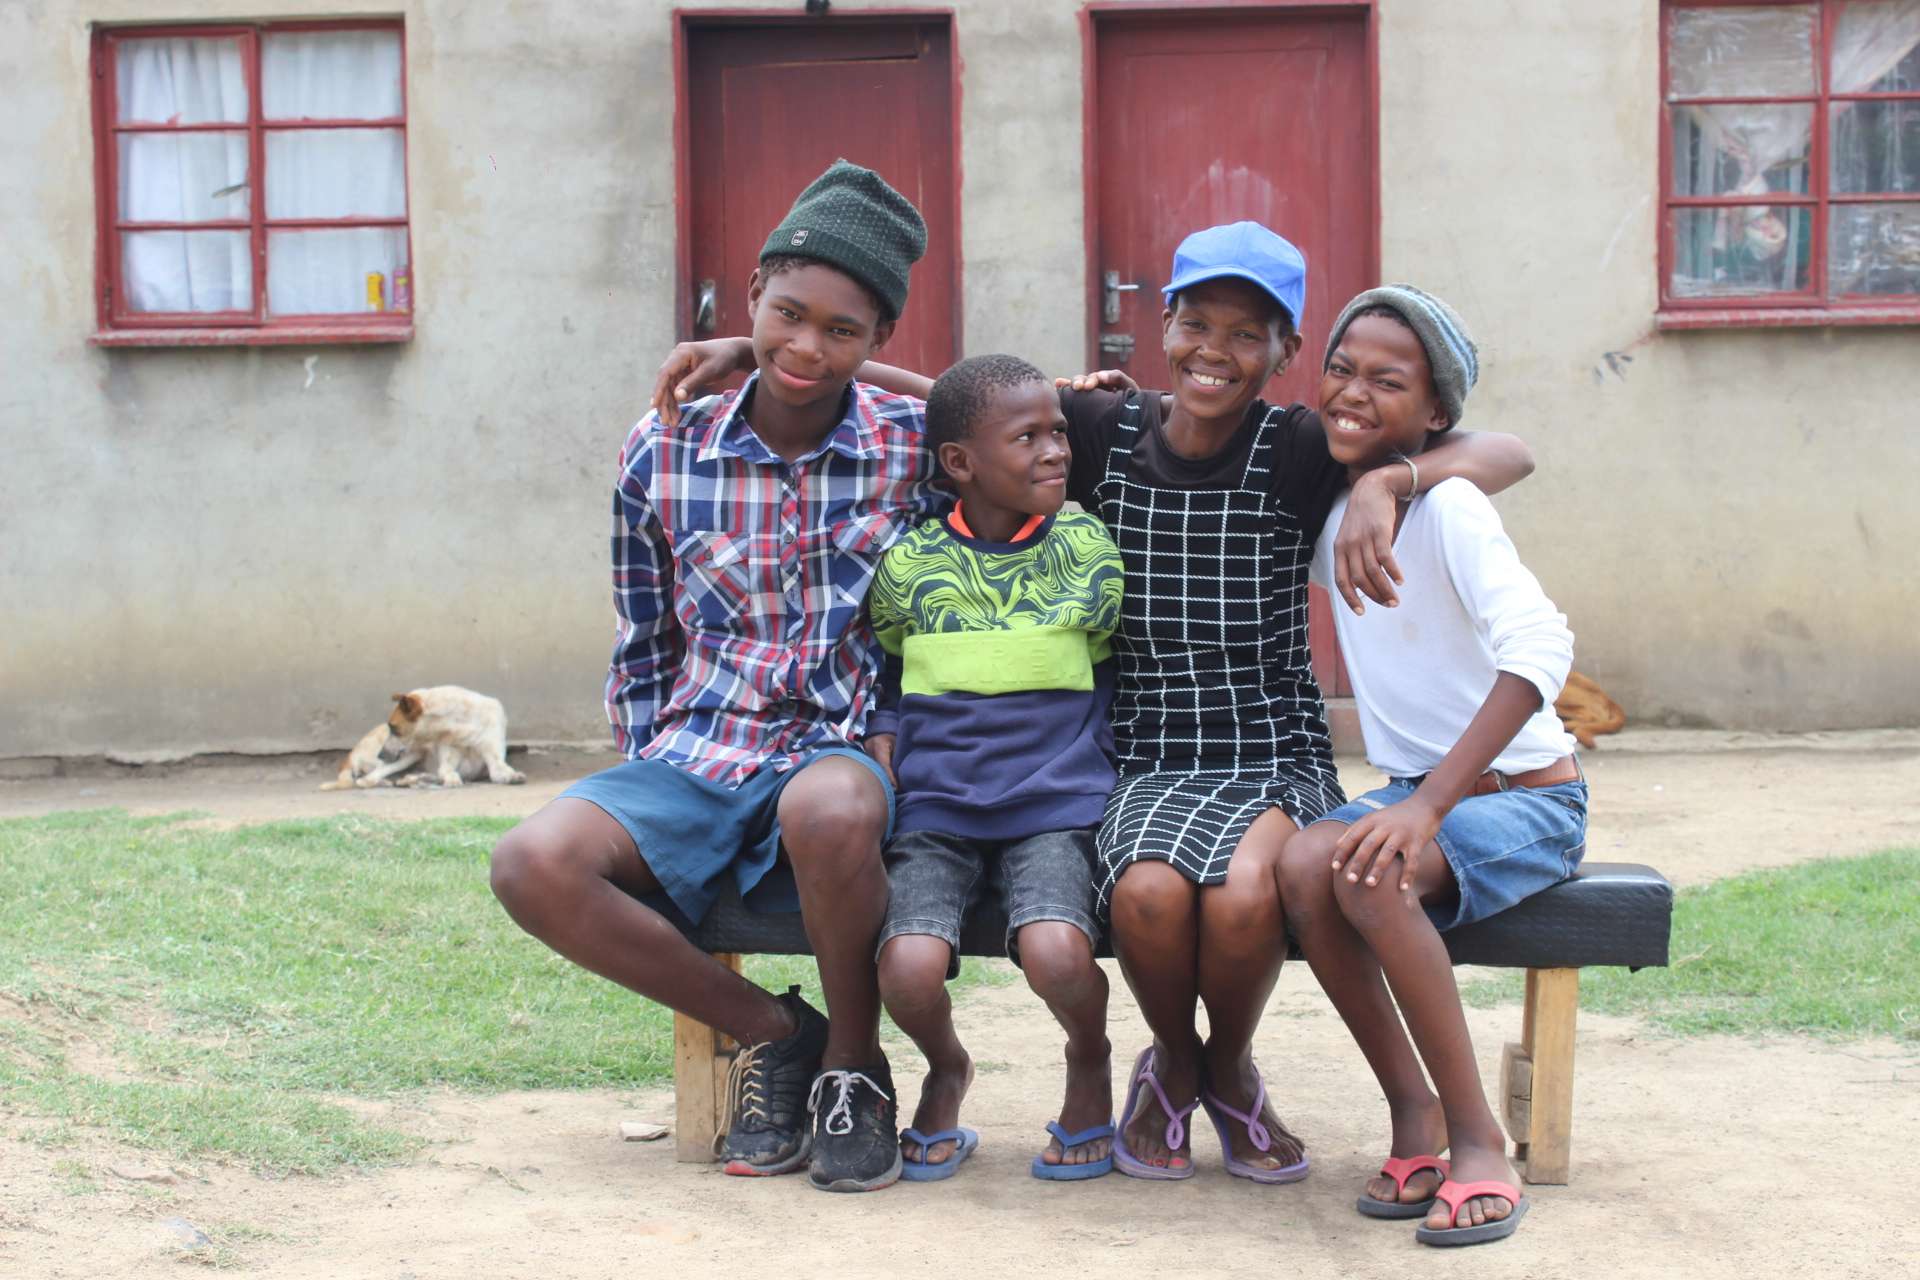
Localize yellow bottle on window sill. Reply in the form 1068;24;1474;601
366;271;386;312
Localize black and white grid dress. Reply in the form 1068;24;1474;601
1062;390;1348;917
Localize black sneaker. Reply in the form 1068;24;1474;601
806;1061;903;1192
715;986;827;1176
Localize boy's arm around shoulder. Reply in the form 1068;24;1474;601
605;420;684;757
1332;428;1535;614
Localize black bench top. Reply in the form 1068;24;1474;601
671;861;1673;972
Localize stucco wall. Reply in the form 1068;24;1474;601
1379;0;1919;730
0;0;1089;759
2;0;1913;759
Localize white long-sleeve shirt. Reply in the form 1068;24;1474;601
1311;478;1576;778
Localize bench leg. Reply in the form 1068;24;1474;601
672;952;744;1163
1501;966;1579;1185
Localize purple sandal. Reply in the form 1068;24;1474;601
1200;1071;1309;1184
1113;1047;1199;1181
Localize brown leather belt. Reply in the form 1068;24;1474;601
1468;754;1581;797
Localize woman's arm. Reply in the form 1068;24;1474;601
1331;431;1536;613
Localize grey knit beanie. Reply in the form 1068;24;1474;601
1324;285;1479;429
761;159;927;321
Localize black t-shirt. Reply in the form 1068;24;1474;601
1059;388;1347;540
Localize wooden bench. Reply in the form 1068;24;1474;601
665;861;1672;1185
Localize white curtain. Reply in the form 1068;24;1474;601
116;37;250;312
113;29;409;317
263;29;408;316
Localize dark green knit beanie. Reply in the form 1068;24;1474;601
760;159;926;322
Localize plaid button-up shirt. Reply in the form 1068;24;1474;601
605;373;948;785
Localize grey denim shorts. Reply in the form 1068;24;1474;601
878;827;1100;977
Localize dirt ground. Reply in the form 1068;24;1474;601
3;730;1919;1278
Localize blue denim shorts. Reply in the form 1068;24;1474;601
1314;777;1588;932
560;747;894;925
877;827;1100;978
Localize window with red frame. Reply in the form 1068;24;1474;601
1661;0;1920;325
94;21;412;340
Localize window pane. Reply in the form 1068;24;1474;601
115;36;249;125
1671;104;1813;196
1671;205;1813;297
1829;202;1920;295
1833;101;1920;193
1832;0;1920;92
117;132;250;223
121;230;253;313
1669;5;1816;98
268;227;410;315
265;129;407;219
262;29;403;120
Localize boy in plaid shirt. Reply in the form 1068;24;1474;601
490;161;945;1193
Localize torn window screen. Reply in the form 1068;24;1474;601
1668;5;1815;99
1672;205;1814;297
1829;202;1920;295
1671;103;1813;197
1832;101;1920;193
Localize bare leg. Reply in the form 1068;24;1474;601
489;797;792;1045
1107;860;1202;1171
877;934;972;1166
1196;807;1307;1171
1019;922;1113;1168
1330;841;1517;1229
776;757;891;1069
1279;823;1446;1207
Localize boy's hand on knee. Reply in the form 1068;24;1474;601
1332;799;1442;892
863;733;897;787
650;337;756;425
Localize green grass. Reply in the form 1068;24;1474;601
0;809;1009;1172
1463;847;1920;1041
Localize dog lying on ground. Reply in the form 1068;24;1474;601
318;686;527;790
318;722;401;791
1555;671;1626;749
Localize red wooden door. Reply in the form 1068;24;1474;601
1087;5;1375;698
682;19;958;380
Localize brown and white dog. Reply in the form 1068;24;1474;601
345;686;526;789
318;722;401;791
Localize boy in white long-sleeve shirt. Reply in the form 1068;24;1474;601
1277;286;1584;1249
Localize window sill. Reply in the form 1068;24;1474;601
1656;306;1920;332
91;323;414;348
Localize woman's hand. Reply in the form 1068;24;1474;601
1054;369;1139;394
1332;467;1406;614
650;337;756;426
1330;796;1444;893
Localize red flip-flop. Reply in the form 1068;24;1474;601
1355;1153;1450;1219
1414;1178;1530;1246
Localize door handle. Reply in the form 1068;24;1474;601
1103;269;1141;324
694;279;717;335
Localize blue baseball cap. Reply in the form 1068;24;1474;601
1162;221;1308;329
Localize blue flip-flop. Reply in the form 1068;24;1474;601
1030;1119;1116;1181
899;1127;979;1181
